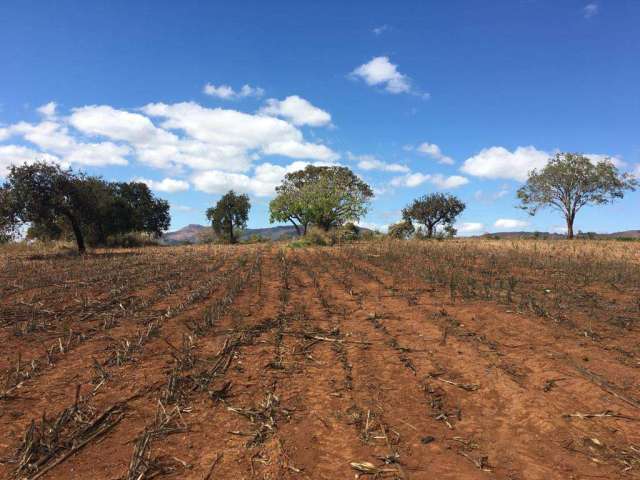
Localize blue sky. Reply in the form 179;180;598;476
1;0;638;234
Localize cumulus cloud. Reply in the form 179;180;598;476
8;119;129;167
192;160;333;197
462;147;627;182
347;152;409;173
0;101;339;192
37;101;57;117
203;83;264;100
137;177;190;193
457;222;485;234
350;56;427;98
142;101;338;167
416;142;454;165
461;146;549;182
260;96;331;127
390;172;468;189
494;218;530;230
583;3;598;18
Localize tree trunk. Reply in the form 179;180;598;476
228;219;236;244
302;223;308;236
566;216;574;240
427;224;434;238
289;219;301;236
67;215;86;254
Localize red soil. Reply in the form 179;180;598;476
0;244;638;479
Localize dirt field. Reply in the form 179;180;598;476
0;240;639;479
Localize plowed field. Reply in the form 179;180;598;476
1;240;639;479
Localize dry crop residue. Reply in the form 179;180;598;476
0;240;639;479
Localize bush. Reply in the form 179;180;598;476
105;232;159;248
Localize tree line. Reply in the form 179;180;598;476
0;162;170;252
1;153;636;252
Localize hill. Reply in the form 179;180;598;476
161;224;300;244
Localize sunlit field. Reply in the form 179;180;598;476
1;239;638;479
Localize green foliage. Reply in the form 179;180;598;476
206;190;250;244
402;193;465;238
388;220;415;239
1;162;171;253
269;165;373;233
517;153;638;239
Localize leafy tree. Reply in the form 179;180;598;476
1;163;92;252
269;165;373;233
1;162;171;252
517;153;637;239
388;220;415;239
206;190;250;244
402;193;465;238
0;185;18;243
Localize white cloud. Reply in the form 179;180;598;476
462;147;627;182
137;177;190;193
203;83;264;100
192;160;332;197
1;101;339;187
461;146;549;182
0;145;62;176
584;3;599;18
351;56;427;97
142;101;337;166
494;218;530;230
37;101;57;117
262;140;338;161
634;164;640;177
431;174;469;188
348;152;409;173
8;119;129;167
416;142;454;165
390;172;468;189
457;222;485;234
260;96;331;127
372;25;390;36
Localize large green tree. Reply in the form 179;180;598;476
206;190;250;244
1;162;171;252
517;153;637;239
269;165;373;233
402;193;465;238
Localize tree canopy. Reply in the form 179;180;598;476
402;193;465;238
517;153;637;239
269;165;373;233
206;190;250;244
1;162;171;252
388;220;415;239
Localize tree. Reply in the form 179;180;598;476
269;165;373;233
1;162;172;252
402;193;465;238
206;190;250;244
2;163;91;252
388;220;415;239
517;153;637;239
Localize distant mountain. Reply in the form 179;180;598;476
161;224;300;244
